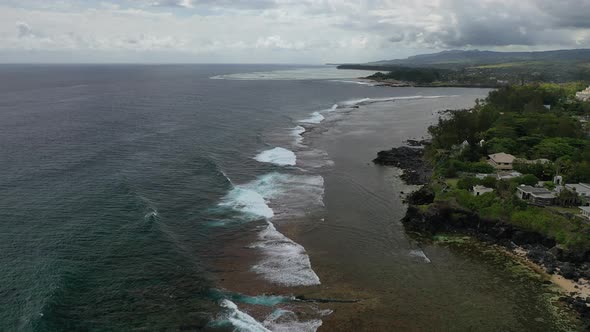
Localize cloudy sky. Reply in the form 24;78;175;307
1;0;590;63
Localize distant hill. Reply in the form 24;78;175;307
338;49;590;84
347;49;590;68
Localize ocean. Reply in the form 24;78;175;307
0;64;582;331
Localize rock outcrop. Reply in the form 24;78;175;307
373;147;431;185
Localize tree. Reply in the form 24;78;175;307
533;138;576;160
481;176;498;189
555;189;579;207
516;174;540;186
457;177;480;190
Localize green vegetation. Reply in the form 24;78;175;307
423;83;590;250
368;67;450;84
339;49;590;85
428;83;590;182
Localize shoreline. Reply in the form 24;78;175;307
360;78;502;89
375;142;590;324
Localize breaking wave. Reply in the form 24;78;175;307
215;300;323;332
218;173;323;286
255;147;297;166
250;221;321;286
339;95;456;108
409;249;431;263
219;173;324;221
218;187;274;220
299;111;324;124
263;309;323;332
291;126;306;145
218;300;271;332
329;80;375;86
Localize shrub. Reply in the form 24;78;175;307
457;177;480;190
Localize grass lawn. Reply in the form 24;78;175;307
547;206;582;215
445;178;459;188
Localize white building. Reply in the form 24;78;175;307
496;171;522;180
576;86;590;102
565;183;590;198
579;206;590;220
472;185;494;196
516;185;556;206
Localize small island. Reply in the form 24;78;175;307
376;82;590;324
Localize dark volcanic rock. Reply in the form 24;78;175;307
406;139;431;147
404;185;435;205
402;200;590;325
373;146;432;185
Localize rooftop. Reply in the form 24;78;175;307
579;206;590;213
517;185;553;195
473;185;493;191
565;183;590;192
489;152;515;163
497;171;522;178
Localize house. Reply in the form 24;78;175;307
496;171;522;180
579;206;590;220
488;152;516;170
516;185;555;206
576;86;590;102
472;185;494;196
564;183;590;198
476;173;494;180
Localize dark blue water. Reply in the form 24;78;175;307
1;65;580;331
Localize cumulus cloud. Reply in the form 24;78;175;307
16;21;35;38
0;0;589;63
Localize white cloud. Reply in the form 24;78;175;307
0;0;589;63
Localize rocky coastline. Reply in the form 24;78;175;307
374;142;590;325
372;145;431;185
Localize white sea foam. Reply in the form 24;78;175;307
219;173;324;221
295;149;334;169
210;67;377;81
263;309;323;332
255;147;297;166
341;97;371;106
218;173;324;286
251;221;321;286
249;173;324;219
219;187;274;220
339;95;457;108
218;300;324;332
291;126;306;145
219;300;271;332
299;111;324;124
330;80;375;86
409;249;431;263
